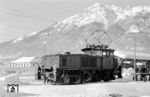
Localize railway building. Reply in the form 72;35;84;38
6;57;40;75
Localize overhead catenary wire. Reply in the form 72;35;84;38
86;29;128;47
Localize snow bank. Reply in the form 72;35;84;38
0;74;14;81
0;72;8;77
0;85;9;97
122;68;134;78
4;74;29;85
0;84;38;97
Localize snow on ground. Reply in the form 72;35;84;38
19;82;110;97
0;74;16;81
17;81;150;97
1;74;150;97
0;84;38;97
0;73;29;85
0;74;33;97
122;68;134;77
4;74;29;85
0;72;9;77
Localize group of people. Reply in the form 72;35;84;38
36;65;55;84
135;65;150;81
44;72;52;84
43;67;54;84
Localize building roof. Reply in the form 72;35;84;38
11;57;35;63
115;51;150;60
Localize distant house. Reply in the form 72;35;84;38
6;57;41;75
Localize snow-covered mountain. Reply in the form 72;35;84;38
0;3;150;60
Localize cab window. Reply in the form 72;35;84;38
62;57;67;67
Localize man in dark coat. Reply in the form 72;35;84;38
44;72;50;84
118;65;122;78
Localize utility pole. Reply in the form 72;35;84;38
50;33;53;54
128;25;139;81
43;41;47;56
134;33;136;80
47;32;53;55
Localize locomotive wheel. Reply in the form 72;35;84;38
56;77;63;85
63;74;70;84
85;76;92;82
143;76;147;82
104;76;108;82
104;72;110;82
84;73;92;83
74;77;81;84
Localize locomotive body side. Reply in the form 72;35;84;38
39;53;117;84
60;54;81;69
59;54;102;70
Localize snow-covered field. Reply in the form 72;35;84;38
0;73;150;97
18;81;150;97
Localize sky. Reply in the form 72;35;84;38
0;0;150;42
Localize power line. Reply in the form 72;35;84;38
0;8;55;33
0;7;54;22
0;28;33;32
0;24;39;33
0;8;52;23
2;23;40;30
0;1;76;24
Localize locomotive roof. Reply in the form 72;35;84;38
81;44;115;52
81;47;115;52
43;53;105;58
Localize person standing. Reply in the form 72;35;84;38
37;66;41;80
44;72;47;84
118;65;122;78
44;72;51;84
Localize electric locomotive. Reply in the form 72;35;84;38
37;44;119;84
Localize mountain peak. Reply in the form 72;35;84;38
85;3;106;13
88;3;105;9
1;3;150;59
57;3;110;29
87;3;121;11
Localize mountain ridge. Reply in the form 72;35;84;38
0;3;150;60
